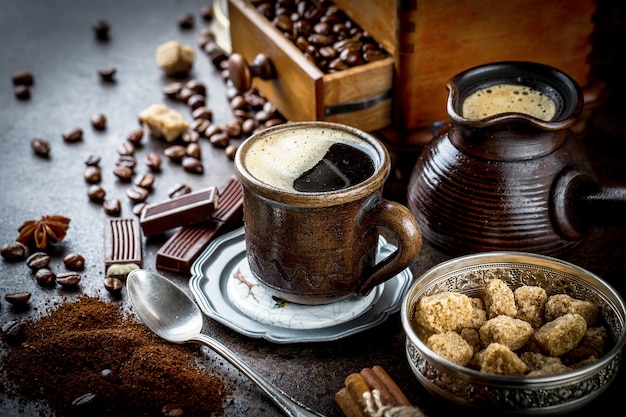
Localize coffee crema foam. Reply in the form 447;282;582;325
462;83;557;121
244;129;371;192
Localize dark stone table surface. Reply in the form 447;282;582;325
1;1;625;416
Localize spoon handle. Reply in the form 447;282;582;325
191;334;326;417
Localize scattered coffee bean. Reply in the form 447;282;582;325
162;404;185;417
35;268;56;286
2;320;23;341
5;292;31;305
84;166;102;184
14;85;30;100
191;106;212;121
132;202;147;216
30;137;51;157
209;132;230;148
164;145;187;161
177;87;195;103
116;155;137;169
12;71;34;86
62;127;83;143
104;276;123;293
92;19;110;40
181;156;204;174
116;142;135;156
84;154;101;166
187;94;205;110
72;392;97;408
224;119;242;137
87;184;106;202
134;173;155;189
1;242;27;261
63;253;85;270
90;113;107;130
168;183;192;198
113;165;133;181
56;272;82;287
204;124;223;138
126;186;149;203
225;144;239;160
185;79;207;96
181;129;200;143
26;252;51;270
145;152;162;171
103;199;122;216
162;82;183;98
97;67;117;82
100;368;120;383
178;12;195;29
126;128;144;145
200;5;214;21
186;143;202;159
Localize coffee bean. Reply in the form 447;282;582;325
104;276;123;293
187;94;205;110
134;173;155;189
62;127;83;143
126;186;149;203
191;106;213;121
204;124;223;138
84;154;101;166
2;320;23;341
35;268;56;286
12;71;34;86
100;368;120;383
97;67;117;81
145;152;162;171
132;202;147;216
1;242;27;261
241;118;257;135
168;183;191;198
178;12;195;29
185;79;207;96
162;82;183;98
200;5;214;21
186;143;202;159
90;113;107;130
190;119;210;135
103;199;122;216
5;292;31;305
224;119;242;137
92;19;110;40
225;144;239;160
56;272;81;287
164;145;187;161
87;185;106;202
209;132;230;148
26;252;51;270
116;142;135;156
30;137;51;157
181;129;200;143
84;166;102;184
126;128;144;145
63;253;85;270
14;85;30;99
113;165;133;181
182;157;204;174
116;155;137;170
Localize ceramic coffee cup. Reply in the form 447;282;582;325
234;121;422;305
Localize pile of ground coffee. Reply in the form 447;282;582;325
2;297;232;416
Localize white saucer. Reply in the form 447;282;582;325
225;256;379;330
189;227;414;343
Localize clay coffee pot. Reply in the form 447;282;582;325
407;61;626;257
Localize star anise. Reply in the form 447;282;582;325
16;215;71;249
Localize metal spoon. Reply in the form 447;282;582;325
126;269;325;417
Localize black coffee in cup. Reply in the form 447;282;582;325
242;127;377;193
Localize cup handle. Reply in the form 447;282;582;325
357;198;422;296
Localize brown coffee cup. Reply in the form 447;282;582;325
234;121;422;305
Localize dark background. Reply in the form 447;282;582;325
1;1;625;416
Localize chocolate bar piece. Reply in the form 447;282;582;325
104;218;143;272
139;186;218;236
156;176;243;274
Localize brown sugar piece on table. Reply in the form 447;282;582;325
335;366;426;417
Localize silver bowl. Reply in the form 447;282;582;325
401;252;626;415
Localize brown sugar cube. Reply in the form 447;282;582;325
478;343;527;376
562;326;608;365
520;351;565;373
479;315;534;351
414;291;474;333
483;279;517;319
468;297;487;329
460;328;482;353
533;313;587;357
544;294;599;326
426;331;474;366
514;285;547;328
